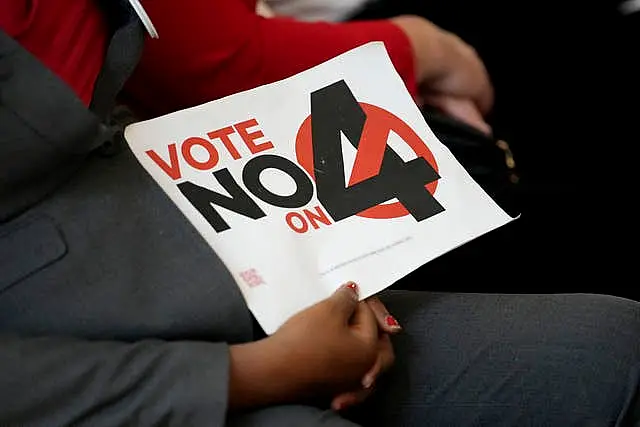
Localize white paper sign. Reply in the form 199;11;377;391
124;42;513;334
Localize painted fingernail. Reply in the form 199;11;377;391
362;374;375;389
345;282;359;297
385;315;401;329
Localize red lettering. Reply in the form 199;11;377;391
207;126;241;160
285;212;308;234
146;144;182;180
147;117;274;181
235;118;274;154
303;206;332;229
181;137;220;170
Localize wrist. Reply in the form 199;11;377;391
228;337;303;410
389;16;451;85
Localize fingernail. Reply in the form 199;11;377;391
345;282;359;298
362;374;375;389
332;401;343;411
385;315;401;329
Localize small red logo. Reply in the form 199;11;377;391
239;269;265;287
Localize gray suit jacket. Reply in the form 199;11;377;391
0;9;254;427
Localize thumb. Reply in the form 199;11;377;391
328;282;360;321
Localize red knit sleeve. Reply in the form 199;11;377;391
125;0;416;116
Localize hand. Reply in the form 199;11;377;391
228;283;381;410
424;95;492;135
391;16;494;126
331;296;402;411
271;283;382;394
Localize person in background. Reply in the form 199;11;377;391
264;0;640;300
1;1;639;426
263;0;367;22
123;0;494;134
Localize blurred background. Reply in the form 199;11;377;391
403;0;640;299
267;0;640;299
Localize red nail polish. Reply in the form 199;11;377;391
385;315;400;328
346;282;359;294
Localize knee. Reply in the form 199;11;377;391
574;293;640;343
570;293;640;327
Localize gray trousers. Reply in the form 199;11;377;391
228;292;640;426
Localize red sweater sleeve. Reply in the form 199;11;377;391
0;0;108;106
125;0;416;117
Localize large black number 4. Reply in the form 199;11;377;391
310;80;445;221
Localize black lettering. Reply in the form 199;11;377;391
178;168;266;233
243;154;314;208
310;80;444;221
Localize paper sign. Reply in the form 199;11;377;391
124;42;514;334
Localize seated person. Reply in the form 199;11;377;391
1;1;638;426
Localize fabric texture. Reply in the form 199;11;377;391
356;292;640;426
123;0;416;117
0;0;417;118
226;292;640;426
0;337;231;426
0;0;108;105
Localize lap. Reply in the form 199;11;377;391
238;292;639;426
349;291;640;426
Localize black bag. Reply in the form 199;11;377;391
392;107;521;291
421;106;520;216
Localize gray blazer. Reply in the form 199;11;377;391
0;10;254;427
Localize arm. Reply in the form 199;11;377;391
0;334;296;425
124;0;417;116
0;335;289;425
1;285;384;425
0;336;231;426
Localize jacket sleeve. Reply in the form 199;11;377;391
0;335;230;426
124;0;416;116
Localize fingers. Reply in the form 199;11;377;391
331;388;372;411
350;299;379;342
366;297;402;335
444;32;494;115
472;68;494;116
328;282;360;322
424;95;492;135
331;335;396;411
362;334;395;389
475;84;494;117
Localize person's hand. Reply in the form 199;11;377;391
424;95;492;135
391;16;494;131
228;283;384;410
331;296;402;411
271;283;383;394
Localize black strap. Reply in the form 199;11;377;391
86;5;145;156
0;4;144;221
90;15;145;122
